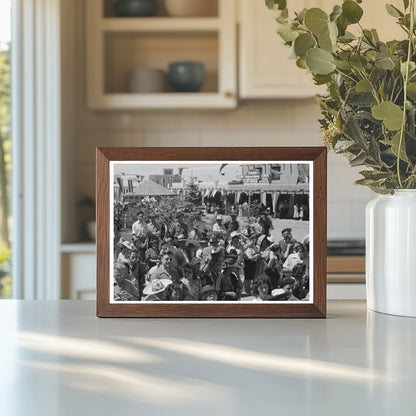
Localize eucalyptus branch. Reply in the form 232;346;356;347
397;0;415;188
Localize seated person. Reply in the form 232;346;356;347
200;285;218;301
251;275;272;302
143;278;172;301
113;262;140;301
216;254;243;301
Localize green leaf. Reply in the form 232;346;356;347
407;82;416;99
313;74;332;85
294;33;316;58
306;48;335;75
385;4;404;18
350;152;367;167
304;8;329;35
296;57;308;69
318;27;334;52
334;140;355;151
371;29;380;43
387;132;409;162
277;23;298;43
375;55;395;70
356;79;372;92
403;0;409;10
339;31;356;43
333;60;352;70
266;0;287;11
296;8;307;23
372;101;404;131
342;0;364;24
360;170;391;180
330;5;342;22
350;54;368;70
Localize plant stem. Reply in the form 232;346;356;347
397;0;415;188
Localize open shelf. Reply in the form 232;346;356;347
103;0;219;18
102;17;221;31
87;0;236;109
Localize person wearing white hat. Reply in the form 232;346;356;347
143;278;172;301
212;214;227;240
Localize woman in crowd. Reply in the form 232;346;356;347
182;263;202;300
251;275;272;302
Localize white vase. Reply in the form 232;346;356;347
366;190;416;317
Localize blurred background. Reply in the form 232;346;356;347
1;0;404;300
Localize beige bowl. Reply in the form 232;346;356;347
164;0;218;17
128;68;167;93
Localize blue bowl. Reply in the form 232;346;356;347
114;0;157;17
168;62;205;93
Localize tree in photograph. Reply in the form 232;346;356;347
185;178;201;205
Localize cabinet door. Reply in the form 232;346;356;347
239;0;404;99
239;0;325;99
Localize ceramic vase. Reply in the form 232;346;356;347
366;190;416;317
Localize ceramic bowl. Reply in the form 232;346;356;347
128;68;167;93
114;0;158;17
168;62;205;92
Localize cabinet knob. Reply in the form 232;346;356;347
224;91;234;99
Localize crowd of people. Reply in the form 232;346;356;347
113;201;310;302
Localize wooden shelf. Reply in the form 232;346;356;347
101;17;221;32
89;92;235;110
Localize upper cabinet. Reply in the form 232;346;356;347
86;0;237;109
238;0;325;99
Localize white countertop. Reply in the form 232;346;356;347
0;300;415;415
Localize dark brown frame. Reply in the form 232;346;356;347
96;147;327;318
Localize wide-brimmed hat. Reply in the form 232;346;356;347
216;214;223;220
200;285;217;298
281;227;292;234
229;231;241;240
143;278;172;296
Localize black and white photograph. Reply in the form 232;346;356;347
110;161;312;303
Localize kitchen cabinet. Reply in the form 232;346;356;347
238;0;404;99
86;0;237;109
239;0;325;99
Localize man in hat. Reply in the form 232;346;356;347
212;214;227;240
171;234;189;282
216;253;243;301
259;208;274;236
227;209;240;234
278;227;298;262
116;239;134;265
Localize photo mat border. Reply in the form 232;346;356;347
109;160;314;305
97;147;327;318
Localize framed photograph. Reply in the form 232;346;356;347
96;147;327;318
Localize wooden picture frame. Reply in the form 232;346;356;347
96;147;327;318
